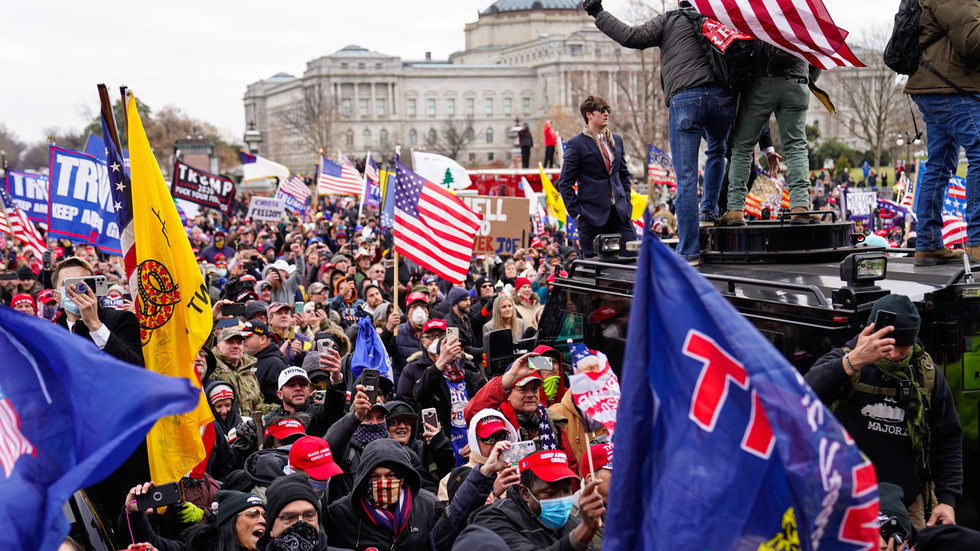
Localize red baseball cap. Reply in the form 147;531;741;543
406;291;428;307
264;418;306;439
580;443;614;477
513;368;544;388
590;305;618;323
422;318;448;334
289;436;343;480
475;415;509;439
519;450;578;482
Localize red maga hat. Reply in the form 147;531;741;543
519;450;577;482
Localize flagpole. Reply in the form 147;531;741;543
358;152;370;221
581;422;602;529
392;145;401;337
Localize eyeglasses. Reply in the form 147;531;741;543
598;107;611;114
237;508;264;519
513;384;542;395
277;510;317;524
481;283;494;288
479;434;508;445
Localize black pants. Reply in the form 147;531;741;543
577;211;638;258
521;146;531;169
544;146;556;168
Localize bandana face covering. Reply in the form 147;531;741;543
270;520;319;551
369;478;403;509
351;422;389;446
443;357;465;383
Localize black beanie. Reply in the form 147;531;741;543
265;473;320;525
877;483;912;538
214;490;264;526
17;266;34;280
448;286;470;307
869;294;920;346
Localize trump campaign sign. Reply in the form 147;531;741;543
171;160;235;214
5;171;49;223
47;146;121;254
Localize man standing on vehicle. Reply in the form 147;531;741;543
805;294;962;530
556;94;636;258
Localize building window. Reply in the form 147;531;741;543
465;98;474;115
342;99;352;117
363;129;371;146
485;98;493;116
569;45;582;56
380;129;389;145
447;98;455;116
376;99;386;116
466;127;475;142
428;128;437;144
427;99;436;117
358;62;365;69
469;152;476;162
522;98;531;115
375;62;382;69
359;99;369;117
407;99;416;116
341;62;349;69
409;129;418;145
486;128;493;143
488;152;494;161
345;130;354;146
504;98;512;115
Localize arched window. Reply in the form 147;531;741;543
485;128;493;143
362;129;371;146
409;129;418;145
380;129;389;145
345;130;354;146
428;128;437;144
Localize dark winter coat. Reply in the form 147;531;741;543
392;321;423;383
432;466;496;551
252;341;289;406
414;363;486;442
471;485;582;551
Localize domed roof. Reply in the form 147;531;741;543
482;0;581;15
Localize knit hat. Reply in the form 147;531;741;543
208;384;235;405
11;293;35;311
265;473;321;525
877;483;912;540
213;490;264;526
17;266;35;280
447;286;470;307
869;294;920;346
514;277;532;291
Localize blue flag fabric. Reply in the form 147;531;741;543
605;231;879;551
350;316;394;382
0;307;202;550
47;145;123;255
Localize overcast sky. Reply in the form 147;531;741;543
0;0;894;148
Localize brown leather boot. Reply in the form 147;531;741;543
966;246;980;264
790;206;820;224
914;247;965;266
719;210;746;226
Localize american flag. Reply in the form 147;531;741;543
102;106;137;281
364;153;380;185
0;385;35;478
393;161;481;284
899;176;915;209
943;217;967;247
690;0;864;70
317;157;363;196
279;174;311;202
648;145;676;188
0;186;46;258
942;176;968;247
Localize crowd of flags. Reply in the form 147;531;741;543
0;185;46;258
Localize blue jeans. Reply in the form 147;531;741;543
913;94;980;249
669;86;736;259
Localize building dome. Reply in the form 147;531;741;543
481;0;581;15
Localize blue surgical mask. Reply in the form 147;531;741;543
309;477;330;498
529;492;574;530
60;287;81;315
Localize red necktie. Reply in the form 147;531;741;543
599;136;612;172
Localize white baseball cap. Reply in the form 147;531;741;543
278;366;310;389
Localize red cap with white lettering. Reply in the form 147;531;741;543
519;450;578;482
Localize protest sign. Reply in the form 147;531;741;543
569;344;621;436
247;196;285;222
5;171;49;223
461;195;530;255
47;146;121;254
171;160;235;213
844;191;876;217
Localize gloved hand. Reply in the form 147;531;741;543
177;501;204;524
542;375;560;402
583;0;603;17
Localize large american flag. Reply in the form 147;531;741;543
647;145;676;189
393;161;481;284
102;107;137;282
689;0;864;70
317;156;363;196
942;176;968;247
0;385;34;478
0;186;46;258
279;174;311;201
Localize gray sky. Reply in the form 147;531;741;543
0;0;894;148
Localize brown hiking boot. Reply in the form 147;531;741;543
966;246;980;264
790;206;820;224
719;210;746;226
914;247;965;266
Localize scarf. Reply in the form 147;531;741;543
443;357;466;383
351;423;389;447
359;487;413;538
504;401;558;451
874;343;926;468
270;520;319;551
583;125;615;171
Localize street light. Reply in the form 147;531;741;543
896;131;922;167
243;121;263;155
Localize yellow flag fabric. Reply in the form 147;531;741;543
630;190;647;220
127;94;213;484
539;163;567;224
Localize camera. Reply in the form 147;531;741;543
896;379;914;405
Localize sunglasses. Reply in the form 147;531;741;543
597;107;611;114
479;434;508;445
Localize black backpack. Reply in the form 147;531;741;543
679;8;755;92
883;0;929;75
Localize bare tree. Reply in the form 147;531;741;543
427;116;474;160
276;83;340;157
827;26;909;171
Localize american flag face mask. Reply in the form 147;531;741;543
369;477;402;509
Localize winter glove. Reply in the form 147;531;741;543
177;501;205;524
542;375;560;402
230;419;257;456
583;0;603;17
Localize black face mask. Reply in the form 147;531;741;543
270;520;319;551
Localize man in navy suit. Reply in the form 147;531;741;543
557;95;636;258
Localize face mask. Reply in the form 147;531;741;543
351;422;389;446
309;478;330;499
426;339;439;355
217;268;228;277
42;304;58;321
411;308;427;327
602;325;620;339
270;520;318;551
369;478;403;509
530;493;574;530
60;287;81;315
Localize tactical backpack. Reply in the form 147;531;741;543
679;8;755;93
883;0;930;75
829;347;936;413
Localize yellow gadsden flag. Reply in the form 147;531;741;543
539;163;567;225
127;94;213;483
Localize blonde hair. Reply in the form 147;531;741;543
491;295;521;339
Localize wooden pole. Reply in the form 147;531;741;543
581;422;601;528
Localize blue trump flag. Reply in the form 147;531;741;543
350;316;394;382
605;231;880;551
0;307;202;550
47;145;123;255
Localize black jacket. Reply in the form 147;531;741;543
252;342;289;406
432;466;496;551
392;321;423;384
805;337;963;508
414;363;486;443
447;307;482;360
55;305;144;366
324;439;441;551
243;448;289;492
262;378;347;439
471;486;582;551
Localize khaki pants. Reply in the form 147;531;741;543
907;493;926;531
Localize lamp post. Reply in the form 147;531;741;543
243;121;262;155
895;131;922;167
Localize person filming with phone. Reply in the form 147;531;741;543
805;294;962;531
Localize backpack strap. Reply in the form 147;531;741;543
829;347;862;412
831;346;937;411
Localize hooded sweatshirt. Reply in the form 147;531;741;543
243;448;289;499
437;408;518;501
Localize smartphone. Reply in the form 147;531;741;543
421;407;438;428
312;390;326;403
294;301;305;314
446;326;459;341
221;302;247;317
362;368;380;404
62;275;108;296
317;338;337;355
874;309;897;330
503;440;536;466
529;356;554;372
134;481;183;512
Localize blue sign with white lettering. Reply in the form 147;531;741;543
47;146;121;255
5;171;49;223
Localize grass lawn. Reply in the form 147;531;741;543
819;162;969;186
